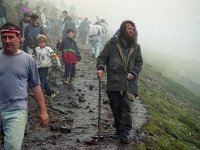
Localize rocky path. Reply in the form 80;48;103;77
1;45;148;150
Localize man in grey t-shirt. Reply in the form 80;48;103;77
0;22;49;150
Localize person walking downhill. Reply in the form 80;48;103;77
59;29;81;85
0;22;49;150
23;13;44;55
34;34;61;100
96;20;143;144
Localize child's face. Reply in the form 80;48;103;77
67;32;74;39
38;41;46;48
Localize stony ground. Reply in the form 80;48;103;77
1;45;148;150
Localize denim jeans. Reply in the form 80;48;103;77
64;63;76;79
38;67;54;96
0;109;28;150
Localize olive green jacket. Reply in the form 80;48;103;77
96;37;143;95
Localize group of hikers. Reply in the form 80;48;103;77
0;0;143;149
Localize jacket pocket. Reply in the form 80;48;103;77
110;74;120;84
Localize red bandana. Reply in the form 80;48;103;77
0;29;20;36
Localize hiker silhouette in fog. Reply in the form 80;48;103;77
78;17;90;46
88;22;102;59
96;20;143;144
0;22;49;150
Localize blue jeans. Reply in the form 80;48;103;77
38;67;54;96
0;109;28;150
64;63;76;79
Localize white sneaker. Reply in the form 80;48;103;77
49;93;56;101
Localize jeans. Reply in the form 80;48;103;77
38;67;54;96
0;109;28;150
64;63;76;79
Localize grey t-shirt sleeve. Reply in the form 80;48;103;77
28;57;41;88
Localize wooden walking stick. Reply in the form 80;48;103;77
98;77;102;141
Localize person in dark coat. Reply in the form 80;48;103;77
96;20;143;144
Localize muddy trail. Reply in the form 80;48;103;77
3;45;148;150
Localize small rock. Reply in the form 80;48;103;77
80;74;85;77
84;106;90;109
89;109;94;113
89;85;94;90
79;96;86;102
65;116;74;123
60;125;72;133
50;124;60;131
52;133;62;139
76;138;82;143
103;100;109;104
69;100;79;107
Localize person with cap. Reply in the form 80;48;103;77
0;22;49;150
96;20;143;144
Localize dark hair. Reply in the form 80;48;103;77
30;13;39;20
66;29;74;34
0;22;20;37
119;20;138;43
24;12;30;17
62;10;68;15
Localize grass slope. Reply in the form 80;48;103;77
138;63;200;150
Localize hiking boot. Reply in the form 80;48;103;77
119;130;131;144
119;134;130;144
63;79;70;85
69;78;74;84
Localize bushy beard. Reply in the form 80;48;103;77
123;31;135;43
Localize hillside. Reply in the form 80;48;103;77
142;47;200;96
137;62;200;149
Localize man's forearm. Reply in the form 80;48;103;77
32;85;47;113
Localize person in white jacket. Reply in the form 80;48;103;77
35;34;61;100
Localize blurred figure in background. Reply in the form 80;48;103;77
88;22;102;59
0;0;7;27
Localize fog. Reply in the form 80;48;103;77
52;0;200;84
29;0;200;86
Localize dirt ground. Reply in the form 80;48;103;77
1;45;148;150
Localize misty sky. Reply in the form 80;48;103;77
54;0;200;83
59;0;200;60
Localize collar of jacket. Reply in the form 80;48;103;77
116;41;135;72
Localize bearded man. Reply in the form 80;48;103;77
96;20;143;144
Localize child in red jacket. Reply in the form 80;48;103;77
59;29;81;84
